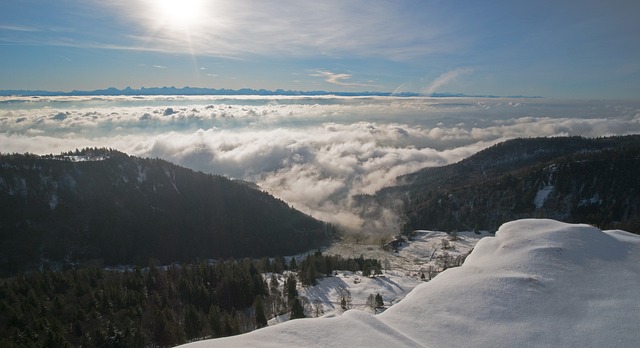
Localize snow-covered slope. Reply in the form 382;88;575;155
180;219;640;348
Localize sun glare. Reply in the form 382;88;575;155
154;0;205;31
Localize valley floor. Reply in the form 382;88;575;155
267;230;490;326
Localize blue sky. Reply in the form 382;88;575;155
1;0;639;98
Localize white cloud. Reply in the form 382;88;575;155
0;25;40;32
422;68;473;95
310;70;378;87
2;96;639;233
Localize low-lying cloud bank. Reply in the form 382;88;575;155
2;96;639;235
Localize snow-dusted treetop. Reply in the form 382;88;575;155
180;219;640;348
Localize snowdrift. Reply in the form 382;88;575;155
180;219;640;348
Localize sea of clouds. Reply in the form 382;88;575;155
2;96;639;234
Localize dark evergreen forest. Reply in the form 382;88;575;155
373;135;640;233
0;149;336;275
0;252;381;347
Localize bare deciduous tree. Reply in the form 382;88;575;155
336;287;352;310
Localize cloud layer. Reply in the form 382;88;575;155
2;96;640;234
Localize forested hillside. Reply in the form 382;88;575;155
0;252;383;347
378;135;640;233
0;149;335;275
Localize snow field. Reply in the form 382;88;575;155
180;219;640;347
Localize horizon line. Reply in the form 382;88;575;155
0;86;543;99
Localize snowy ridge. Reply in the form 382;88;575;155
180;219;640;348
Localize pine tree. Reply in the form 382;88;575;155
289;257;298;271
254;296;268;329
363;267;371;277
184;305;203;340
284;274;298;301
375;293;384;308
131;327;146;348
289;298;305;320
301;261;317;286
208;305;222;338
269;274;279;293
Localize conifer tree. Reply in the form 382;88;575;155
289;257;298;271
375;293;384;308
301;261;318;286
289;298;306;320
208;305;222;338
284;274;298;301
254;296;268;329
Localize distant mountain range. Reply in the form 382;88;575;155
0;149;334;275
374;135;640;234
0;86;541;98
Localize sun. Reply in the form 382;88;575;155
153;0;206;31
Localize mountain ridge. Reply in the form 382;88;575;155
0;148;335;275
373;135;640;234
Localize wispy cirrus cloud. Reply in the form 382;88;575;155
0;25;40;32
310;70;378;87
422;68;473;95
96;0;459;60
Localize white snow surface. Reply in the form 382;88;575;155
180;219;640;348
534;164;557;209
533;185;553;208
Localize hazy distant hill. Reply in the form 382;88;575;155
0;86;407;97
378;135;640;233
0;86;541;98
0;149;334;275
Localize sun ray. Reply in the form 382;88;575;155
153;0;206;32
